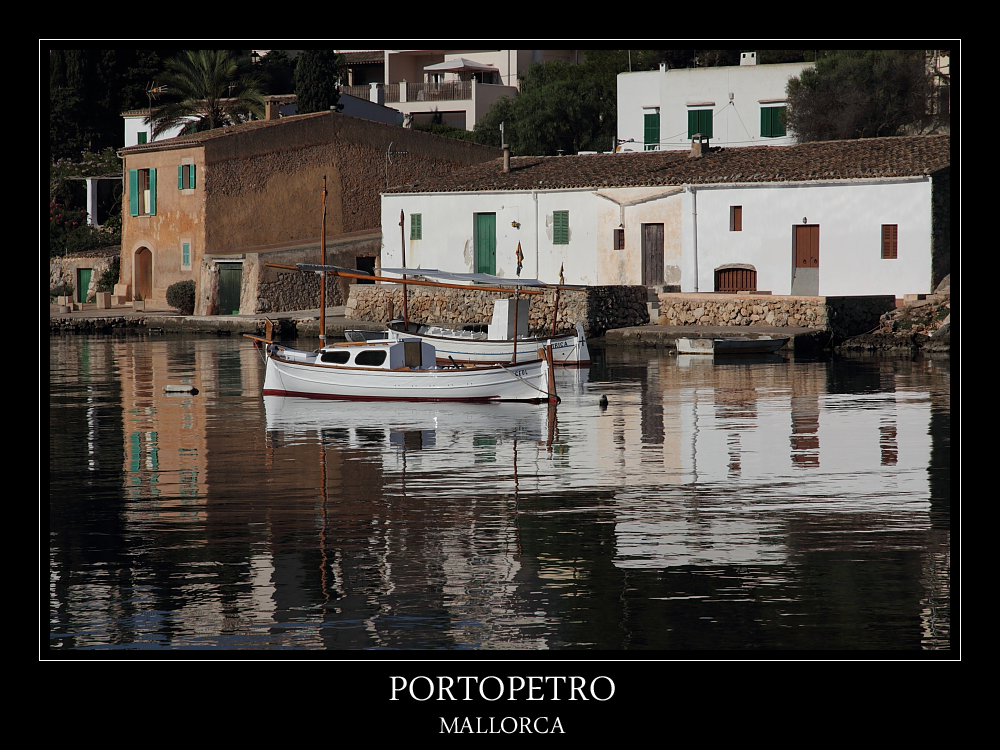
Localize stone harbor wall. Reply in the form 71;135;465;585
656;293;895;338
347;284;648;337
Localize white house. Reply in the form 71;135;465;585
617;53;813;152
380;134;950;298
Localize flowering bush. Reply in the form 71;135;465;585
50;202;89;253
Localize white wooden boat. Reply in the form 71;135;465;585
248;335;558;403
676;336;789;355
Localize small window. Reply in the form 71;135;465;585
137;132;148;144
182;242;191;267
320;350;351;364
129;168;156;216
178;164;196;190
614;227;625;250
553;211;569;245
355;349;387;367
760;106;787;138
643;111;660;151
410;213;422;240
882;224;898;259
730;206;742;231
688;109;713;139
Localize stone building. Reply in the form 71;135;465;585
119;110;501;315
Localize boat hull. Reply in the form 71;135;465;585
262;346;554;402
676;336;789;355
384;322;591;366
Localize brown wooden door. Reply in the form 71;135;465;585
642;223;664;285
795;225;819;268
134;247;152;300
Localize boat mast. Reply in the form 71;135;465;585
320;174;328;347
399;210;408;328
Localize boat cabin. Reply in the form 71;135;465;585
316;339;436;369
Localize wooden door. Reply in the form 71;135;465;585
475;213;496;274
218;263;242;315
76;268;92;303
795;225;819;268
642;223;664;285
134;247;152;300
715;268;756;292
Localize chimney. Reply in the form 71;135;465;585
740;52;757;66
265;98;281;120
689;134;708;158
503;143;510;173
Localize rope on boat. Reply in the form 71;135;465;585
498;363;555;399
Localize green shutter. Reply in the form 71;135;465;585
688;109;713;138
190;164;195;189
410;213;422;240
129;169;139;216
644;112;659;150
138;132;147;144
761;106;786;138
553;211;569;245
147;168;156;215
179;165;184;189
182;243;191;266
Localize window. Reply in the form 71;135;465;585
688;109;713;139
355;349;387;367
760;106;787;138
553;211;569;244
730;206;742;231
320;350;351;364
614;227;625;250
178;164;196;190
129;168;156;216
881;224;898;259
410;213;422;240
182;242;191;267
643;111;660;151
137;132;147;144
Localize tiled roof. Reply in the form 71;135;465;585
385;135;951;193
120;111;330;152
342;51;384;65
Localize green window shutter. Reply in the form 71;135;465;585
138;132;147;144
178;165;184;189
761;106;786;137
553;210;569;244
129;169;139;216
182;243;191;266
190;164;195;189
148;168;156;215
410;213;422;240
643;112;659;150
688;109;713;138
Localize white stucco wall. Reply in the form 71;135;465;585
617;61;812;151
123;114;190;148
382;174;935;298
682;178;934;296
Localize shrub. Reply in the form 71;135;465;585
97;258;120;293
166;280;196;314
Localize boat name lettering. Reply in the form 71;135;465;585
389;675;615;702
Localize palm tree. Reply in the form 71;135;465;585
146;50;266;138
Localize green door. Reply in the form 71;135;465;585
218;263;242;315
475;213;496;275
77;268;92;303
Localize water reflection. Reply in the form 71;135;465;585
48;335;950;651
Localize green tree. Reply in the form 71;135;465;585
786;50;932;141
294;49;345;113
146;50;265;138
257;49;297;94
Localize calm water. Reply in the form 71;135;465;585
47;333;951;652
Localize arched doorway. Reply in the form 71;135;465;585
134;247;152;300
